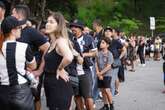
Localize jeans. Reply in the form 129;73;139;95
111;67;119;96
90;65;99;102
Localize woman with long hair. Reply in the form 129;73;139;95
43;12;73;110
0;16;36;110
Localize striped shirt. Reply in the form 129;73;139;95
0;40;34;86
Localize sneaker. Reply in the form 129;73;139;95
129;69;135;72
100;105;109;110
142;64;146;67
110;104;114;110
99;92;103;98
114;90;119;96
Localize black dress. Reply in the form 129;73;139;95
44;48;73;110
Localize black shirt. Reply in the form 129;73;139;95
109;39;123;59
17;26;47;64
94;29;104;49
137;40;145;54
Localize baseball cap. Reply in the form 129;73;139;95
70;19;84;30
104;26;113;32
0;1;5;10
1;16;26;34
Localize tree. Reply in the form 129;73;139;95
3;0;165;36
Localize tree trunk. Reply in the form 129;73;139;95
37;0;46;29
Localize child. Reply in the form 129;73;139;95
162;55;165;93
96;37;114;110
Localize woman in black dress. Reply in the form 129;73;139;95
44;12;73;110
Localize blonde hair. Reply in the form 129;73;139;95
49;12;73;49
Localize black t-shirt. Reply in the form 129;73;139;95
137;41;145;54
17;26;47;64
94;29;104;49
109;39;123;59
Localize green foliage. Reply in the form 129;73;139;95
120;19;140;34
75;0;142;35
46;0;77;20
76;0;115;25
22;0;165;35
156;17;165;34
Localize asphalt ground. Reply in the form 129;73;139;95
41;59;165;110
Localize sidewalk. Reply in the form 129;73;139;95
113;59;165;110
41;59;165;110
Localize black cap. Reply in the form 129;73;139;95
1;16;26;34
104;26;113;32
70;19;84;30
0;1;5;10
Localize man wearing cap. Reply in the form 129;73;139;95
0;16;37;110
104;26;113;40
11;4;50;110
70;19;97;110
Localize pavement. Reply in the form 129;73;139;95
41;59;165;110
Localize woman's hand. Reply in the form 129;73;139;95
32;69;43;77
56;68;70;82
98;75;103;80
76;55;84;64
97;72;103;80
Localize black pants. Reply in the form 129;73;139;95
0;83;34;110
139;52;145;64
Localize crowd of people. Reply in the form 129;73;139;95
0;2;165;110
